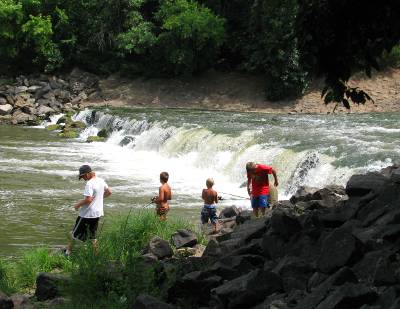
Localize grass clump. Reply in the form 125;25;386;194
0;248;73;294
66;210;205;308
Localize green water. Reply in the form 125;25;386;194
1;108;400;257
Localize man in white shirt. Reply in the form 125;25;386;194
65;164;112;256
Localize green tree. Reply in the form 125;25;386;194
297;0;400;107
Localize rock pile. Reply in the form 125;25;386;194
147;165;400;309
0;69;100;125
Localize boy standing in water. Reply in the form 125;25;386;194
246;162;278;217
65;165;112;256
201;178;219;234
152;172;172;221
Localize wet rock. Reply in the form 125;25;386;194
120;136;135;146
132;294;175;309
171;229;197;249
210;269;283;309
290;186;318;204
143;236;173;260
97;128;109;138
35;272;70;301
86;136;105;143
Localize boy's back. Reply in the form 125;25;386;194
202;188;218;205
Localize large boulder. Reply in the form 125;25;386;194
346;173;387;197
37;105;55;116
171;229;197;249
11;110;37;125
270;210;302;240
219;206;240;219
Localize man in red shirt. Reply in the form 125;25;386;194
246;162;279;217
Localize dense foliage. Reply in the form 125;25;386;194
0;0;399;103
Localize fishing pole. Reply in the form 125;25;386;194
218;192;250;200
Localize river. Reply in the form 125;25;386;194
1;108;399;257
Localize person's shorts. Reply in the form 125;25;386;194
156;205;169;216
251;195;269;208
201;206;218;224
71;216;99;241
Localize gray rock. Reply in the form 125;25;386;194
131;294;175;309
346;173;387;197
391;169;400;183
219;206;240;219
0;104;13;115
37;105;55;116
290;186;319;204
21;106;37;115
15;86;28;93
0;97;7;104
10;294;31;309
11;111;37;125
171;229;197;249
144;236;173;260
27;85;41;93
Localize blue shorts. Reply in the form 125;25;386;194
201;205;218;224
251;195;269;208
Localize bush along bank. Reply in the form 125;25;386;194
0;68;100;126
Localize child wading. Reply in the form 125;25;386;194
65;165;112;256
201;178;219;234
152;172;172;221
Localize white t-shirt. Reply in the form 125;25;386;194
79;176;108;218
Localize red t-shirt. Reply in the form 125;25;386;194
247;164;273;197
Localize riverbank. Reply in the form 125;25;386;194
88;68;400;114
1;68;400;125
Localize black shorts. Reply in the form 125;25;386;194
71;216;99;241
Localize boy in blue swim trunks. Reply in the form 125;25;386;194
246;162;279;217
201;178;219;234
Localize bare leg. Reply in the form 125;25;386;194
261;207;266;216
253;207;259;218
91;239;98;254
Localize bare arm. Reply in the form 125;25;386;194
74;196;93;210
104;187;112;198
201;189;206;201
247;177;252;196
214;191;218;204
272;169;279;187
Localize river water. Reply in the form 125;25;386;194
1;108;399;257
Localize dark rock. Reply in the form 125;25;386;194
317;228;364;273
295;267;358;309
230;217;267;243
168;271;222;306
219;206;240;219
10;294;30;308
35;272;70;301
120;136;135;146
228;238;263;257
346;173;387;197
261;234;287;260
208;254;264;280
315;283;377;309
235;210;252;224
202;239;222;258
273;256;315;291
211;269;283;309
270;210;302;240
171;229;197;249
97;128;109;138
0;291;13;309
308;272;329;291
143;236;173;260
131;294;175;309
35;85;51;99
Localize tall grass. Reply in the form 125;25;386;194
65;209;206;308
0;248;73;294
1;210;206;308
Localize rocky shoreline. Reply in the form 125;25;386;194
1;68;400;123
2;165;399;308
0;69;101;126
